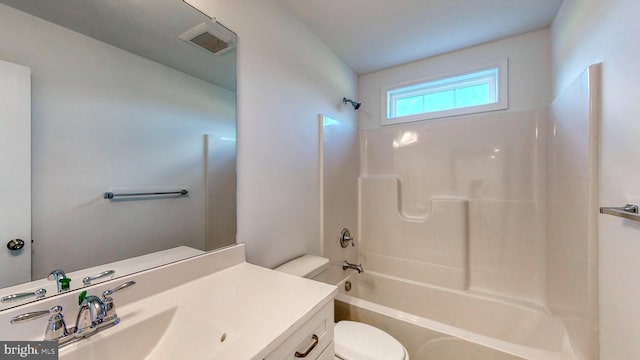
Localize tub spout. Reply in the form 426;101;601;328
342;260;364;274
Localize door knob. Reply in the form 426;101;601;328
7;239;25;251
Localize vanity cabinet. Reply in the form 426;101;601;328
264;301;334;360
316;342;336;360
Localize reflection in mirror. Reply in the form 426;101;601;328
0;0;236;310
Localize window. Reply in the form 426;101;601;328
384;60;508;125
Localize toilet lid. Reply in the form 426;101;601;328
334;321;406;360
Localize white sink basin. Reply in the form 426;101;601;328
59;305;237;360
149;307;237;359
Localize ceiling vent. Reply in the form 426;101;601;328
179;21;236;56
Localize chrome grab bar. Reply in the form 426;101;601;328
83;270;115;285
104;189;188;199
600;204;640;221
1;288;46;303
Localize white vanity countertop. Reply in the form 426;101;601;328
1;245;337;359
165;262;337;359
58;261;337;360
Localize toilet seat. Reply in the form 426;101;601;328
334;321;407;360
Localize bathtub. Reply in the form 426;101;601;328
322;268;577;360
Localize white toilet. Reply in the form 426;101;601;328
275;255;409;360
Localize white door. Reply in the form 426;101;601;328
0;59;31;287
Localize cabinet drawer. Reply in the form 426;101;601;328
316;341;335;360
265;302;333;360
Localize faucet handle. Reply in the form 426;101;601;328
102;280;136;299
102;281;136;323
10;305;69;341
83;269;115;285
10;305;62;324
340;228;355;248
1;288;47;303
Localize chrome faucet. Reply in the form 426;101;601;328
10;281;135;348
342;260;364;274
74;295;107;337
48;269;69;293
72;281;134;338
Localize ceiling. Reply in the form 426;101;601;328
279;0;564;74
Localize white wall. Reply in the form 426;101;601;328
0;4;236;279
321;114;359;267
552;1;640;358
184;0;358;268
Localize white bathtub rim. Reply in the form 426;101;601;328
335;292;577;360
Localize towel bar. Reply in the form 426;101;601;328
599;204;640;221
104;189;188;199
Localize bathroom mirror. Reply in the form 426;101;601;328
0;0;236;309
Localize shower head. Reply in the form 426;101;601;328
343;97;362;111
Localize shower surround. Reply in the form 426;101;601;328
359;109;546;304
318;30;597;359
349;65;600;359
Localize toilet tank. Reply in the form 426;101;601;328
274;255;330;278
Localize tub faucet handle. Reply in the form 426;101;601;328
340;228;355;248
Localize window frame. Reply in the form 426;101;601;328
381;59;509;126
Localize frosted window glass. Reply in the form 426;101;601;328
424;90;455;112
396;96;424;117
455;84;490;108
